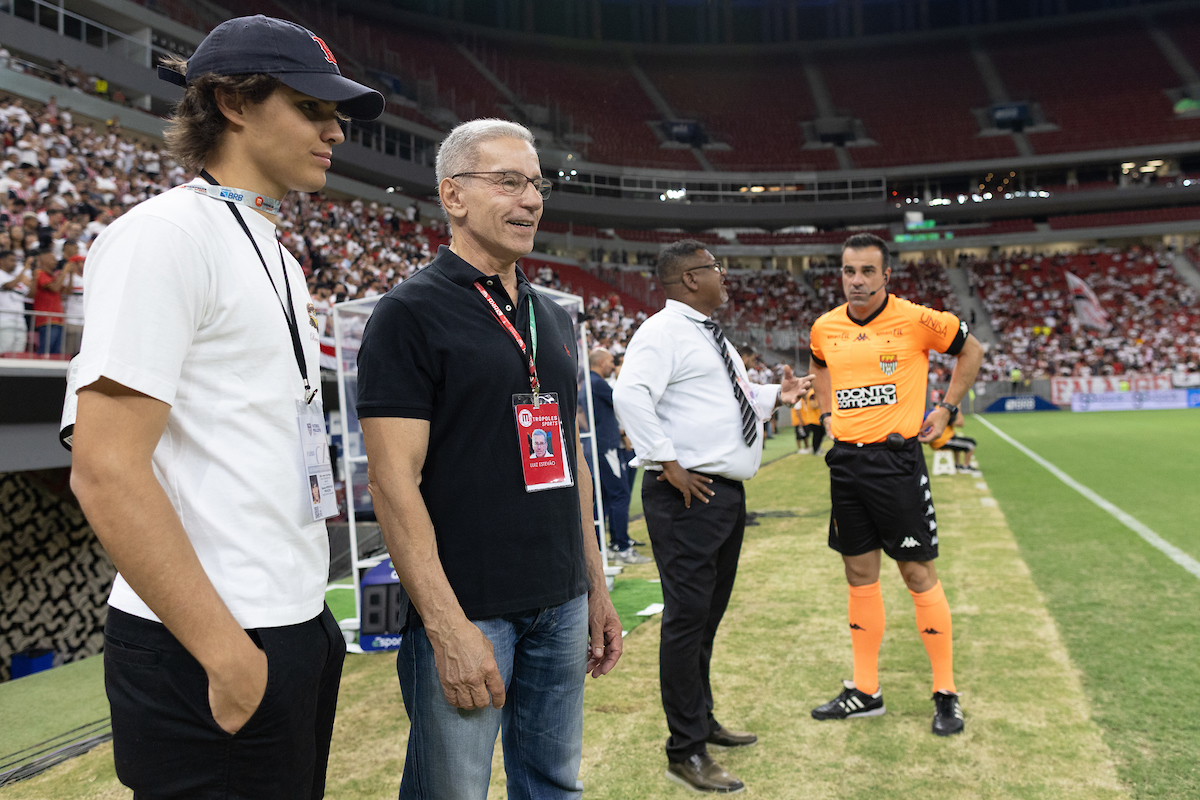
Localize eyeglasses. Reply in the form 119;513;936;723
662;262;726;284
451;171;553;199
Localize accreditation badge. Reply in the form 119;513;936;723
512;393;574;493
297;400;338;520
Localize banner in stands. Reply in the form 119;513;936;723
1172;372;1200;388
1064;271;1111;332
984;395;1059;413
1071;389;1200;412
1050;374;1172;405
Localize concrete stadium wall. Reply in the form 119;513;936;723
0;469;114;682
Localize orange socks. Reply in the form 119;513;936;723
847;581;885;695
910;580;956;694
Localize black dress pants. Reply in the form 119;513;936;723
642;473;746;763
104;604;345;800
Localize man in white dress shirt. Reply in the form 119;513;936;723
614;240;810;793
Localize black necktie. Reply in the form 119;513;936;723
702;319;758;447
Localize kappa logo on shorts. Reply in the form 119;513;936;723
926;504;935;515
835;384;897;410
928;519;937;531
879;353;897;376
900;536;920;548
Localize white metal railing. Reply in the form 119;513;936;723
0;308;80;358
3;0;154;68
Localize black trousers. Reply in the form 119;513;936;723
642;474;746;763
104;605;345;800
804;423;826;452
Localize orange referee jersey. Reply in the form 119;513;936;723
810;295;966;443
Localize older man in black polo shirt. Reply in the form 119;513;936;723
356;119;622;800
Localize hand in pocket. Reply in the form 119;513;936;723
207;642;269;735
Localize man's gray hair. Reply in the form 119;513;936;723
435;118;536;185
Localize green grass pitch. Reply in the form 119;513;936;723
969;409;1200;799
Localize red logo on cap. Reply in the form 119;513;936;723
311;35;337;65
255;196;263;207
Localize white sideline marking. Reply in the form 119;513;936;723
977;416;1200;581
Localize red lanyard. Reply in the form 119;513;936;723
474;282;540;395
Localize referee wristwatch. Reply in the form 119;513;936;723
934;401;958;418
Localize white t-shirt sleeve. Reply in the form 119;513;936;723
75;215;209;405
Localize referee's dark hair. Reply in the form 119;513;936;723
657;239;707;285
842;232;892;269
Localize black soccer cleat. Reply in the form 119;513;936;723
932;690;964;736
811;680;885;720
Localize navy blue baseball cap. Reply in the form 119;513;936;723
159;15;384;120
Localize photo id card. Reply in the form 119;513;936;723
297;400;338;521
513;393;574;493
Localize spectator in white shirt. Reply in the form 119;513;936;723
614;239;808;793
62;245;84;354
0;249;29;352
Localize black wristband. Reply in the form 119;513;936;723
819;413;831;423
935;401;958;418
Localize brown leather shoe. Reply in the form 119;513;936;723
706;723;757;749
665;754;746;793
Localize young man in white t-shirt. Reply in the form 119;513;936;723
69;16;383;799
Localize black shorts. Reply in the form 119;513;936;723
942;436;976;453
826;438;938;562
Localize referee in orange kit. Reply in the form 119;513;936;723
808;233;983;736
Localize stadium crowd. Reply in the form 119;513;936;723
965;247;1200;380
1;92;1195;383
0;93;457;353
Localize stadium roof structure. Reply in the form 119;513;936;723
4;0;1200;232
347;0;1192;47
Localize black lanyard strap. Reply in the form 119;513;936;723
200;170;314;404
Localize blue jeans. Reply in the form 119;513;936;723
396;594;588;800
36;323;62;355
